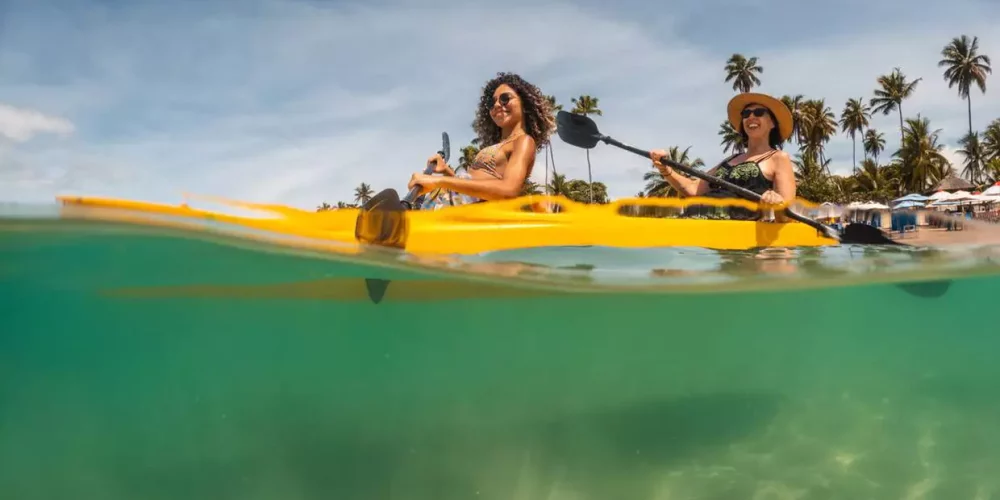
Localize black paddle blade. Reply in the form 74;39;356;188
896;280;952;298
441;131;451;162
839;223;903;246
364;278;391;304
556;110;602;149
354;188;408;249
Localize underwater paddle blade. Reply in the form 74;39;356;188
556;110;602;149
364;278;391;303
355;188;408;249
896;280;952;298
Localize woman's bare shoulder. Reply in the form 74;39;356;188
513;134;536;149
770;149;794;168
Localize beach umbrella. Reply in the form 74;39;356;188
893;193;930;204
893;200;926;209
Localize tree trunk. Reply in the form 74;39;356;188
852;134;857;174
898;106;904;146
968;93;973;138
544;144;550;195
861;126;867;163
549;143;557;176
586;150;594;203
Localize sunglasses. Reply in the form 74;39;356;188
741;108;769;119
492;92;516;107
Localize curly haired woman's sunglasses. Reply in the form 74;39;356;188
492;92;516;107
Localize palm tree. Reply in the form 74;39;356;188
830;175;860;204
643;146;704;197
316;202;333;212
457;143;480;172
856;158;894;202
894;115;950;192
546;172;570;197
570;95;602;202
840;97;871;173
986;157;1000;183
544;95;563;194
724;54;763;93
792;153;833;202
983;118;1000;161
798;99;837;169
780;94;805;145
870;67;922;145
957;132;986;185
863;129;886;164
354;183;374;205
938;35;992;137
520;179;543;196
718;121;743;154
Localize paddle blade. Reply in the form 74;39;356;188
355;188;408;249
364;278;391;304
839;223;902;246
556;110;602;149
441;132;451;162
896;280;952;298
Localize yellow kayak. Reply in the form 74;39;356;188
56;194;838;255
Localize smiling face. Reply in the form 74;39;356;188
489;84;523;128
740;104;776;140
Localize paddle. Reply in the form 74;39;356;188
402;132;451;210
554;110;902;246
355;132;451;250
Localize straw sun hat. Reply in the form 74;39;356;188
726;92;794;142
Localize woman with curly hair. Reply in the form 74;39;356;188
408;72;555;208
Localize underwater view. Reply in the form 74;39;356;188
4;200;1000;500
3;0;999;497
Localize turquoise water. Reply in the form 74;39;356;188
4;205;1000;499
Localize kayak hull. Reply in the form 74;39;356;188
55;194;838;254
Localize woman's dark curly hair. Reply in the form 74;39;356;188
472;72;555;150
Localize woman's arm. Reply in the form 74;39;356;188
650;149;722;197
770;151;796;203
433;136;536;200
427;154;457;177
763;151;796;221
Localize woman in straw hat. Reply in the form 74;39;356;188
649;92;796;220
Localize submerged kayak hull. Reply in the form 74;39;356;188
55;194;839;254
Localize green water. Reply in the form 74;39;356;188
3;213;1000;499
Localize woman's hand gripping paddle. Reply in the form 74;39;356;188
553;110;902;247
354;132;451;249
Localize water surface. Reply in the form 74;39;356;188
2;203;1000;499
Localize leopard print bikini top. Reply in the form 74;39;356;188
467;133;525;179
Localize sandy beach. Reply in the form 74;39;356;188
889;216;1000;247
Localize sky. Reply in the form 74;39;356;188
1;0;998;210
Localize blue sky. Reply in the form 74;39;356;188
1;0;998;209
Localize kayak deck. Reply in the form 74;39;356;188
55;194;837;254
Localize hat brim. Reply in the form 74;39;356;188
727;92;794;142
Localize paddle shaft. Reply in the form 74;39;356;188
401;162;437;209
402;132;451;209
599;135;839;240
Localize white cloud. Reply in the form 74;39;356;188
0;103;74;142
0;0;997;207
